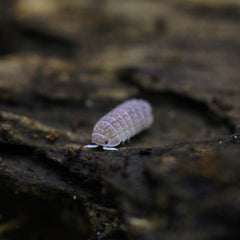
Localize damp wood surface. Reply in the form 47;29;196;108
0;0;240;240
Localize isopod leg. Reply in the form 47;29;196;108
103;146;118;151
84;144;99;148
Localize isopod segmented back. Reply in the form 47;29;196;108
84;99;154;150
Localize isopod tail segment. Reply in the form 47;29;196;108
83;144;118;151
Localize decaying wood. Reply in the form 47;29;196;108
0;0;240;239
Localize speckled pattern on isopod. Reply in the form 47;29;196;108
84;98;154;150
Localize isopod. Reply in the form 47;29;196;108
84;99;154;150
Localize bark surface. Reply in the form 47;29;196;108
0;1;240;239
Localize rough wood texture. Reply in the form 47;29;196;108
0;0;240;239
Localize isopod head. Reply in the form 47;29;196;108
91;132;121;147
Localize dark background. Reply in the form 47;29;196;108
0;0;240;239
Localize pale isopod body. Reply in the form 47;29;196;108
84;99;154;150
